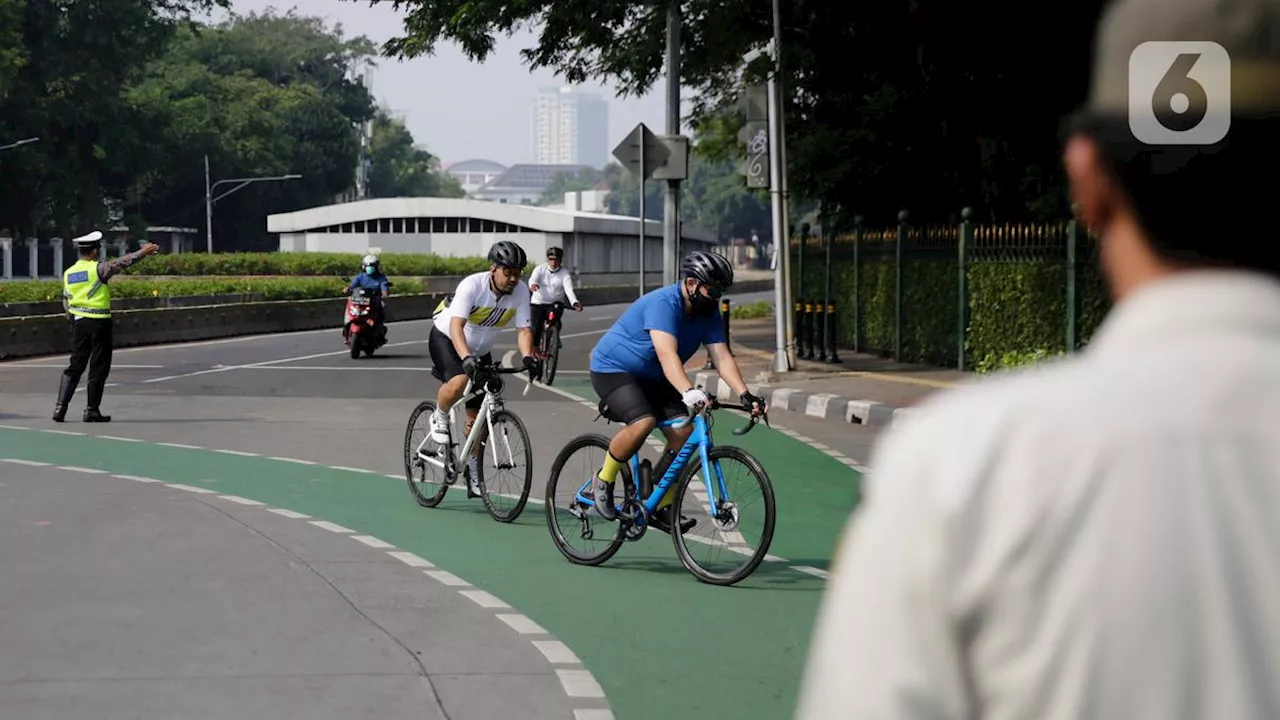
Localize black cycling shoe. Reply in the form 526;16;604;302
650;506;695;535
593;476;617;520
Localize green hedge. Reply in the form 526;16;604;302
123;251;490;277
792;248;1113;373
0;277;355;303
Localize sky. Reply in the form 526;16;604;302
215;0;694;168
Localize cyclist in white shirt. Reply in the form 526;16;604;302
428;241;540;493
528;246;582;352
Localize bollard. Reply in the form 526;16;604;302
817;302;828;362
825;303;842;363
804;300;816;359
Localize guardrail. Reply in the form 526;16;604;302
0;279;773;360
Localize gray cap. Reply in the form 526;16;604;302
1086;0;1280;117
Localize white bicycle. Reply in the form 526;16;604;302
403;358;535;522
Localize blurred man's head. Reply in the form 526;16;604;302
1064;0;1280;300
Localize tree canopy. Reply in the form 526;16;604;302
0;3;459;249
370;0;1110;225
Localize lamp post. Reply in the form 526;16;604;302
204;154;302;253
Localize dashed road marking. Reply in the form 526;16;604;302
58;465;109;474
219;495;265;506
167;483;216;494
424;570;469;587
268;508;310;519
459;590;510;609
309;520;353;533
351;534;395;549
387;551;434;568
497;613;548;635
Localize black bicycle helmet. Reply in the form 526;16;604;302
546;246;563;260
487;241;528;269
681;250;735;289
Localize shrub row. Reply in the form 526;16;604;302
792;252;1112;373
0;277;356;304
122;251;490;277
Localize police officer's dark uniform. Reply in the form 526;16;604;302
52;231;160;423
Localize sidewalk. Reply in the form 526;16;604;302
685;317;975;427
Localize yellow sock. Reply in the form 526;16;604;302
598;453;623;484
656;487;675;510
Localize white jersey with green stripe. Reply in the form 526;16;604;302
432;271;531;356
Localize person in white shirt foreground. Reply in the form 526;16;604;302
794;0;1280;717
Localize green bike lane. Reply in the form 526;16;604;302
0;412;861;720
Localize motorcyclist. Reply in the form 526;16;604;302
348;253;391;344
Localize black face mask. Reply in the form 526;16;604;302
688;284;720;316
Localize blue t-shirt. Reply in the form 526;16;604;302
349;272;389;294
590;283;726;380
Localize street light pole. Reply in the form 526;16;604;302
762;38;789;374
0;137;38;152
204;154;302;254
771;0;796;368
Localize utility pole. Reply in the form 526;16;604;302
205;155;213;254
771;0;795;368
662;1;682;285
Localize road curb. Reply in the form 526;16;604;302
690;370;914;427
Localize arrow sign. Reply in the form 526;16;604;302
612;122;669;181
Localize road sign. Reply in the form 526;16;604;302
651;134;689;181
612;123;669;181
739;84;768;122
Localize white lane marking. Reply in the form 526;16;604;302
44;429;83;436
268;508;310;519
791;565;831;579
574;711;616;720
424;570;470;587
158;442;202;450
0;363;165;369
98;435;143;442
0;424;31;430
219;495;265;506
330;465;376;474
2;458;50;466
269;456;316;465
351;534;394;548
214;448;260;457
167;483;215;494
387;551;434;568
497;613;548;635
57;465;109;474
112;474;161;483
308;520;353;533
532;640;581;664
556;669;606;698
459;590;511;609
138;340;428;385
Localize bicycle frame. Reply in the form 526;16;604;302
573;409;731;521
416;368;530;476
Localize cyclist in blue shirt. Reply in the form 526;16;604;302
588;250;767;534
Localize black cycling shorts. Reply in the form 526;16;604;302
428;325;490;410
591;371;688;425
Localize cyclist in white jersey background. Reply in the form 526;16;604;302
428;241;540;492
528;245;582;351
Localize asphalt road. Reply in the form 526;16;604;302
0;290;881;720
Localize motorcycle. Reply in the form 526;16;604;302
342;285;388;358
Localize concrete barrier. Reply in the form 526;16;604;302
0;279;774;361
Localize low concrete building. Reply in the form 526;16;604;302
267;197;718;286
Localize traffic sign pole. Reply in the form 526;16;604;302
638;139;645;298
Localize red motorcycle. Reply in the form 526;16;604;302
343;286;387;358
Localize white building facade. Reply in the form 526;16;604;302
267;197;717;286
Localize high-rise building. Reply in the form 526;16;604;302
530;86;609;168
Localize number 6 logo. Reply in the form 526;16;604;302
1128;41;1231;145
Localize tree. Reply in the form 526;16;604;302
368;0;1110;224
367;110;464;198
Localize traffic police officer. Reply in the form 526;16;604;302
52;231;160;423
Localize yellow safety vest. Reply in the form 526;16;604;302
63;259;112;319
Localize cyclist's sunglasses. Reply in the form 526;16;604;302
700;282;725;300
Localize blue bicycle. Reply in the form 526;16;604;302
544;389;777;586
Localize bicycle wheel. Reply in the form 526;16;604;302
544;433;629;566
670;445;777;586
404;400;450;507
475;408;533;523
543;325;561;385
